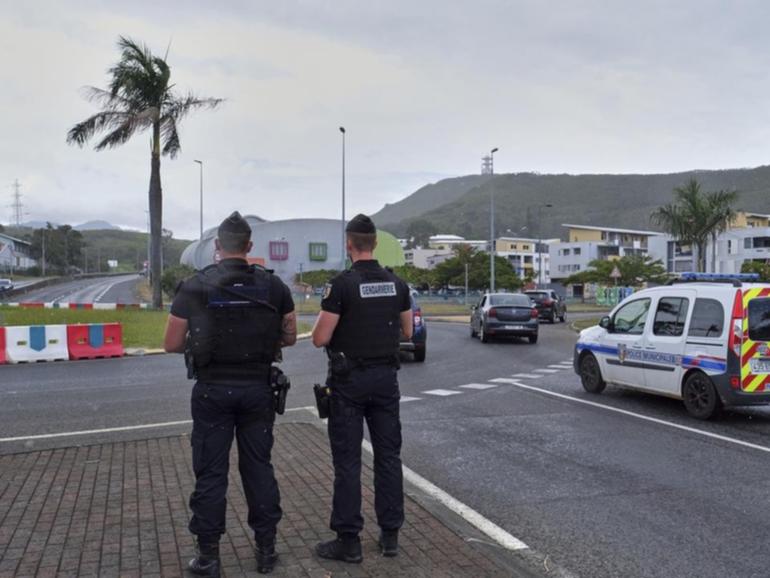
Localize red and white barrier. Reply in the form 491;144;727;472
67;323;124;360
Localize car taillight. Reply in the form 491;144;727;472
530;308;538;319
488;308;497;318
414;309;422;326
728;289;743;359
543;299;553;306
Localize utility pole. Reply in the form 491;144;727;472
194;160;203;238
489;147;498;292
41;230;46;276
339;127;346;270
464;262;469;306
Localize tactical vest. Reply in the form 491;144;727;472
329;265;402;360
188;263;282;383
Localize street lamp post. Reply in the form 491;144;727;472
339;127;346;270
194;160;203;238
538;203;553;288
489;147;499;292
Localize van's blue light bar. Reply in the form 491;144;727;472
680;272;760;281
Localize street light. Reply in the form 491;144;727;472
538;203;553;288
339;127;346;269
489;147;499;291
194;160;203;238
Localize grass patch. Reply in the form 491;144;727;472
571;317;601;332
567;303;612;313
0;307;312;349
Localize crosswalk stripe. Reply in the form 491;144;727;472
422;389;463;396
534;368;560;374
490;378;523;384
548;365;570;369
459;383;498;390
400;396;422;403
511;373;544;379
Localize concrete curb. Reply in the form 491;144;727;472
124;332;313;357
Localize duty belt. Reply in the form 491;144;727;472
350;356;398;368
196;362;273;385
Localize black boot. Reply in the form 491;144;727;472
315;534;363;563
378;529;398;557
256;538;279;574
188;540;221;577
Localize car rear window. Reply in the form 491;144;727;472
490;294;531;307
748;298;770;342
688;298;724;338
526;292;548;302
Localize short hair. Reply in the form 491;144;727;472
347;232;377;252
218;231;251;253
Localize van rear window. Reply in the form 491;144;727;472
748;298;770;341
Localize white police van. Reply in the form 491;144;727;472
574;273;770;419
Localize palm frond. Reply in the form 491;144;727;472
160;117;181;158
164;92;224;123
80;86;134;112
66;111;132;146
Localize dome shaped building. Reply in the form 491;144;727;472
180;216;405;286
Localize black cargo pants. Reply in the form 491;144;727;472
189;381;282;545
327;364;404;536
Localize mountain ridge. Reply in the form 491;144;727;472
375;165;770;240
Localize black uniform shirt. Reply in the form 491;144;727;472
171;258;295;320
321;260;410;316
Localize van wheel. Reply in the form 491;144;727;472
480;324;489;343
579;353;606;394
682;372;721;420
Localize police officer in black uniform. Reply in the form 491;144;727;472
164;212;297;576
311;214;413;563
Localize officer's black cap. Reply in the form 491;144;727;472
218;211;251;237
346;214;376;235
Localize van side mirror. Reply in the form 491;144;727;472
599;316;612;331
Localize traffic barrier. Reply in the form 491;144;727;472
67;323;124;360
4;325;69;363
0;327;6;365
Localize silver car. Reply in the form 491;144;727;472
470;293;539;344
0;279;13;293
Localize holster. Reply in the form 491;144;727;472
313;383;332;419
270;366;291;415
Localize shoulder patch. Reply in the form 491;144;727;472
359;282;397;298
322;283;333;300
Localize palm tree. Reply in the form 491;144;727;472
67;37;222;307
651;178;738;273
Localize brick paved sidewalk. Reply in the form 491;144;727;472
0;421;534;577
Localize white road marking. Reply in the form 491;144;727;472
400;396;422;403
511;373;544;379
549;364;572;369
505;380;770;455
0;420;193;443
0;406;320;443
361;438;529;551
534;368;560;374
459;383;498;390
422;389;463;396
490;378;525;384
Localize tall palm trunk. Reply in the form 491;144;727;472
149;122;163;308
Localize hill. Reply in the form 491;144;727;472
377;166;770;240
371;175;493;228
75;220;120;231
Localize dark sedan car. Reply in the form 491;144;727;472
525;289;566;323
400;295;427;361
470;293;539;344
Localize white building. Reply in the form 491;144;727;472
404;247;454;269
495;236;555;283
550;224;661;282
0;232;36;273
428;234;489;252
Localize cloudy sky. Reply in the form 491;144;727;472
2;0;770;239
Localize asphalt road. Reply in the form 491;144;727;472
2;320;770;577
7;274;143;304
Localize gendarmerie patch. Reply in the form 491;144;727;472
359;282;397;298
322;283;333;300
